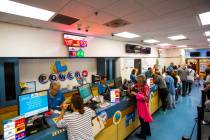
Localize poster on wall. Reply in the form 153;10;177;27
20;81;36;94
200;63;206;73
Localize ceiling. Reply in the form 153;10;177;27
0;0;210;49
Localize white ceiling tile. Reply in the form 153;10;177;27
103;0;143;17
122;9;157;23
135;0;167;7
60;0;96;19
12;0;70;11
76;0;119;9
147;0;192;16
86;11;117;25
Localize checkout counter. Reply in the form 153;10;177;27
2;83;160;140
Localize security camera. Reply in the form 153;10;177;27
85;26;90;32
77;24;82;30
94;11;98;16
111;33;114;37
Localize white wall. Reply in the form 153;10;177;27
0;22;158;57
0;22;187;87
19;58;97;91
159;48;185;68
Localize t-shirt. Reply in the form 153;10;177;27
165;75;176;95
57;107;96;140
98;83;108;95
48;90;64;109
154;75;167;89
130;74;137;83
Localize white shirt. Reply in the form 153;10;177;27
57;107;96;140
187;68;195;82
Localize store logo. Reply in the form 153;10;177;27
38;70;88;84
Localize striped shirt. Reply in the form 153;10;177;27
57;107;96;140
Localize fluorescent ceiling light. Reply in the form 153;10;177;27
114;32;140;38
0;0;55;21
177;45;187;48
199;11;210;26
168;35;187;40
158;43;171;46
143;39;159;44
205;31;210;36
207;38;210;42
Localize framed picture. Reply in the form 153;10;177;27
21;81;36;94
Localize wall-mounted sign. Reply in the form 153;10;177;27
64;34;87;47
69;48;85;57
50;60;67;74
38;70;88;84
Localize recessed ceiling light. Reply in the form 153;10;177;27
0;0;55;21
177;45;187;48
205;31;210;36
168;35;187;40
114;32;140;38
158;43;171;46
207;38;210;42
143;39;159;44
199;11;210;26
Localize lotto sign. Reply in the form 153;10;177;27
4;116;26;140
64;34;87;47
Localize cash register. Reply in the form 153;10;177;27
18;90;50;136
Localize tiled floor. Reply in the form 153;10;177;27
126;86;201;140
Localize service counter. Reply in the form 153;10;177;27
1;85;161;140
24;85;160;140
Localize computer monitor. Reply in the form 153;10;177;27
114;77;122;89
78;84;93;103
18;90;49;118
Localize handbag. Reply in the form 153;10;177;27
92;116;105;137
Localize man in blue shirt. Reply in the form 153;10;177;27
98;76;109;95
48;82;64;110
165;71;176;109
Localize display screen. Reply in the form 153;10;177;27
125;44;139;53
207;51;210;57
190;52;200;57
125;44;151;54
18;91;49;118
78;84;93;103
140;47;151;54
64;34;87;47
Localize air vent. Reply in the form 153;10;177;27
103;18;130;28
51;14;79;25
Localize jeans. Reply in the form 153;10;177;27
158;88;169;111
169;94;176;108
